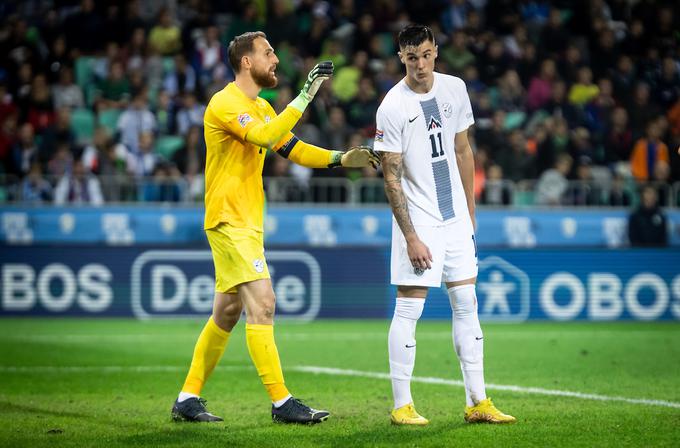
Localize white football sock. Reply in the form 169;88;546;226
388;297;425;409
177;391;198;402
448;285;487;407
273;394;292;408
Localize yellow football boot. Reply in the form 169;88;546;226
464;398;516;423
390;403;429;426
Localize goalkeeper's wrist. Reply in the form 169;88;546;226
328;150;343;168
289;91;312;113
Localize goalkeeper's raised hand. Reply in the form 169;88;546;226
328;145;380;169
289;61;334;112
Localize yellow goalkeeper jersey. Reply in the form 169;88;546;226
203;82;293;232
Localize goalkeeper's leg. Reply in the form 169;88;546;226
173;292;242;422
241;278;329;423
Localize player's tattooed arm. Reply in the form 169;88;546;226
380;151;416;239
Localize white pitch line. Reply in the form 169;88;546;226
1;364;679;410
294;366;680;410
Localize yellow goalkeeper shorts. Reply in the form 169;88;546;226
206;223;270;294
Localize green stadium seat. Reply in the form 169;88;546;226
155;135;184;159
513;190;535;206
70;108;95;144
97;108;122;135
162;57;175;75
74;57;96;90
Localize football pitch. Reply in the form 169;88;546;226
0;319;679;447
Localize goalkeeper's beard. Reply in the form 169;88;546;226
252;65;278;89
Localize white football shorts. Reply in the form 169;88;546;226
390;217;478;287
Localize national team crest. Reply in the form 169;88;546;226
427;116;442;131
442;102;452;118
374;129;384;142
253;258;265;273
238;113;253;127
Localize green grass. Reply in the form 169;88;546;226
1;319;679;447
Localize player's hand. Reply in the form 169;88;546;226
406;235;433;270
341;145;380;169
301;61;333;100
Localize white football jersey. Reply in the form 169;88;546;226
374;72;474;226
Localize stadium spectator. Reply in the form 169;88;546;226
155;90;176;136
568;67;599;107
535;153;573;205
565;156;600;206
141;161;183;202
627;82;661;140
175;92;205;136
630;120;670;182
481;163;512;206
497;129;534;181
39;107;75;162
26;74;55;134
195;25;227;86
628;185;668;247
323;106;353;151
440;30;475;76
173;125;205;201
163;53;197;96
54;158;104;205
127;131;159;178
52;67;85;110
607;171;633;207
96;60;131;111
20;162;52;203
527;58;557;111
148;8;182;56
604;107;633;165
116;89;156;155
6;122;38;178
651;160;671;207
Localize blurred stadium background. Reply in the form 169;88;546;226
0;0;679;446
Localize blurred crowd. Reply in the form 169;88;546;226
0;0;679;206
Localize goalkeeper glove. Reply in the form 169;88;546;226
289;61;334;112
328;145;380;169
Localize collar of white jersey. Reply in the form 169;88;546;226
402;72;440;98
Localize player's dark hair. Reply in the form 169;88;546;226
398;25;435;49
228;31;267;73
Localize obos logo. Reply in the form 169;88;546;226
477;256;530;322
131;250;320;321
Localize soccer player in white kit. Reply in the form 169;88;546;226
374;25;515;426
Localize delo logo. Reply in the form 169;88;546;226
131;250;321;321
477;256;530;322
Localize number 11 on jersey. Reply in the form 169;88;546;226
429;132;444;158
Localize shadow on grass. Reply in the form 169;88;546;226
0;400;90;419
114;417;474;448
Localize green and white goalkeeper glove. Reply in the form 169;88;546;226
328;145;381;169
289;61;334;112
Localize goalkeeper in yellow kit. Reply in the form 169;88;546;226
171;31;378;424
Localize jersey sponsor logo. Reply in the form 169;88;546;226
427;116;442;131
237;113;253;127
253;258;265;273
374;129;384;142
442;102;452;118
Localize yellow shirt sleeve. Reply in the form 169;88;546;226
273;135;340;168
209;98;303;149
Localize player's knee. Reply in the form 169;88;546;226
215;301;242;329
448;285;477;317
394;297;425;321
